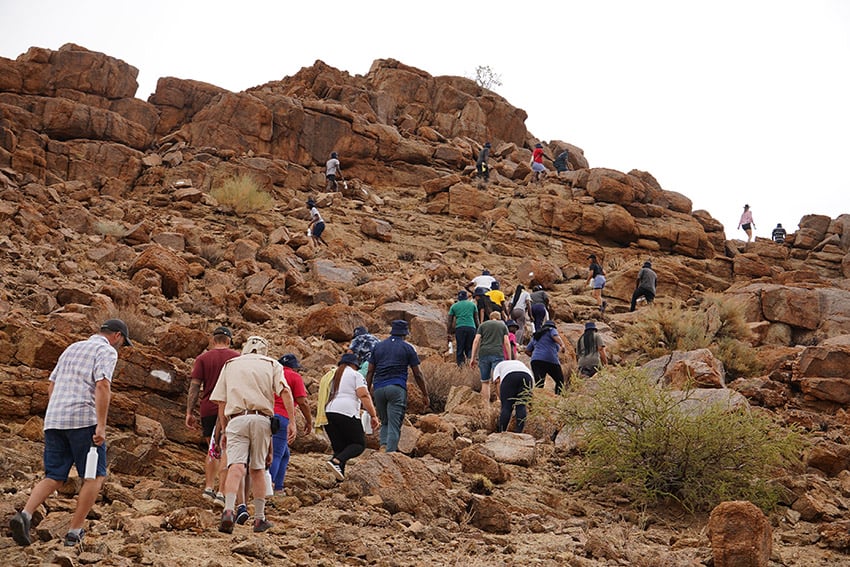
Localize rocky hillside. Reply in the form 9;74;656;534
2;43;850;566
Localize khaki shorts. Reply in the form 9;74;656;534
224;414;271;470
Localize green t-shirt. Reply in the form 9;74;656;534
477;320;508;357
449;300;477;329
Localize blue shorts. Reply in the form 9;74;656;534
531;162;546;173
44;426;107;481
592;274;606;289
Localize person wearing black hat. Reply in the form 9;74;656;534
576;322;608;377
475;142;491;185
586;254;607;314
325;151;342;192
525;320;570;395
772;223;786;244
307;198;328;249
447;290;479;366
324;353;380;479
269;354;312;493
366;320;429;452
186;326;241;508
629;261;657;312
529;284;550;331
10;319;131;548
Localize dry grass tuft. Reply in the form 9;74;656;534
420;359;480;413
210;174;273;214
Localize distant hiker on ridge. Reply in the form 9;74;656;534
772;223;787;244
738;204;756;242
325;152;342;192
475;142;491;187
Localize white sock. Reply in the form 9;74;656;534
253;498;265;520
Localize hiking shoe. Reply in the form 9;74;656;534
253;518;273;533
202;487;216;501
235;504;249;525
63;529;85;547
600;301;607;314
213;492;225;508
219;509;236;534
10;511;31;546
327;460;344;480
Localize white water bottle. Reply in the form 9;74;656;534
84;446;98;480
447;340;453;355
264;469;274;497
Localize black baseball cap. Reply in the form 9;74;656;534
212;326;233;338
101;319;132;346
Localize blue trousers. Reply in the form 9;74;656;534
373;385;407;452
269;415;290;491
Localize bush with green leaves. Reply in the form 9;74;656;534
210;174;273;214
615;294;762;380
541;366;803;512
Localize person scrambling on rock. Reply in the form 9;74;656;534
325;152;342;192
630;261;657;312
186;326;240;508
366;320;429;453
587;254;607;314
553;149;569;176
10;319;131;547
447;290;479;366
576;322;608;377
307;198;328;250
475;142;491;187
530;143;546;184
210;336;296;534
738;204;756;242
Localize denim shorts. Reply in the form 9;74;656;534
44;426;107;481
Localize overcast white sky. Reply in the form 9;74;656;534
2;0;848;240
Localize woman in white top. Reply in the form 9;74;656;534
324;353;379;479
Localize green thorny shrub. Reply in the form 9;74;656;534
537;366;804;512
614;293;762;379
210;174;273;214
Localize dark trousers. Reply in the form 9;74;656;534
499;371;532;432
324;412;365;473
630;287;656;311
455;326;476;365
531;303;547;331
531;359;567;395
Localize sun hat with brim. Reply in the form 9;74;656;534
458;290;468;300
242;336;269;355
506;320;519;330
101;319;132;346
584;322;597;331
390;320;409;336
643;261;652;268
338;353;359;367
542;321;557;329
212;326;232;338
278;353;302;368
353;326;369;337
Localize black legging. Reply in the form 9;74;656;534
499;371;532;432
530;359;567;395
324;412;365;473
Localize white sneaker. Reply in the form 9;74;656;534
327;460;344;480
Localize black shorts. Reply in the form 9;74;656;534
326;174;336;181
741;223;751;231
201;415;218;438
312;221;326;238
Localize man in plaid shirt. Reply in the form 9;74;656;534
10;319;131;547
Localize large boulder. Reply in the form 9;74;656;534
707;501;772;567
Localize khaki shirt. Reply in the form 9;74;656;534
209;353;290;417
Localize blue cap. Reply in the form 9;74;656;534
338;352;359;366
278;354;302;368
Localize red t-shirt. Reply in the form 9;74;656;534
274;367;308;418
191;348;240;417
532;147;544;164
